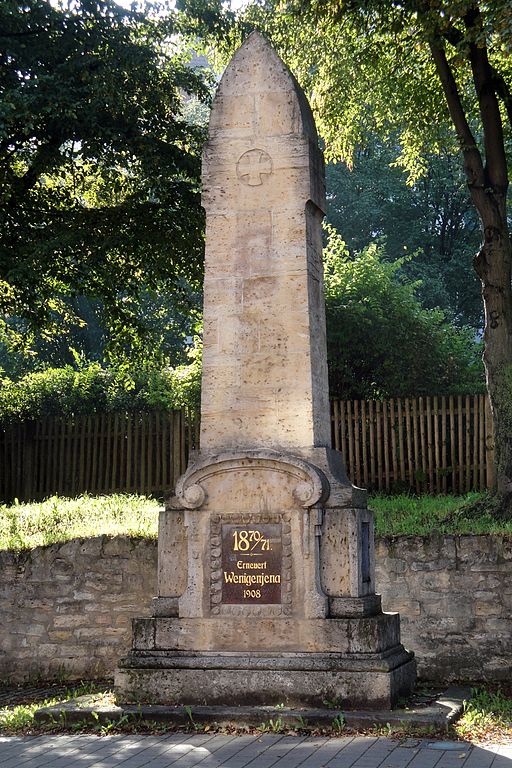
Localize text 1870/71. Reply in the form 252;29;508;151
232;529;271;552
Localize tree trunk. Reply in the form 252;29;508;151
473;196;512;513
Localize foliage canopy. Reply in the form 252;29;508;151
0;348;201;422
325;141;483;329
0;0;210;363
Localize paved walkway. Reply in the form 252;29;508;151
0;733;511;768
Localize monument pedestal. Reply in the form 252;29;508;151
116;448;416;709
117;649;415;710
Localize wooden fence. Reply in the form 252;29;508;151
331;394;494;494
0;410;199;504
0;394;494;503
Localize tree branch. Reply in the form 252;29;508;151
428;38;485;195
0;29;46;38
10;136;62;203
441;18;512;148
464;7;508;192
492;70;512;132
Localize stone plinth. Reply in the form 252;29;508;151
117;447;415;707
116;32;415;709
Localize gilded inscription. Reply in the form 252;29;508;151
221;523;282;604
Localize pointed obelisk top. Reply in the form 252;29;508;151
207;31;318;144
200;33;329;450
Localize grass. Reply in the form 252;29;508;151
1;492;512;549
0;680;105;733
0;494;159;550
1;682;511;742
371;492;512;535
454;686;512;743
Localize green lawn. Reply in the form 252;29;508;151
0;494;159;550
371;492;512;536
1;491;512;550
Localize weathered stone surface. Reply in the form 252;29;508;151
0;536;156;683
200;31;329;452
376;535;512;681
160;449;375;619
116;31;415;707
130;615;401;654
115;659;416;709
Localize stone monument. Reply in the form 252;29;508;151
116;32;416;709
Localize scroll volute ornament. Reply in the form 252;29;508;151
167;451;329;512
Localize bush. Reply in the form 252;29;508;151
324;226;485;399
0;351;201;422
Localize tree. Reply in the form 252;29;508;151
0;288;202;380
326;140;483;328
323;225;484;398
0;0;210;364
218;0;512;511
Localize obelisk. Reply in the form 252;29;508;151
116;32;416;709
200;32;330;453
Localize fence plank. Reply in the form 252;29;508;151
390;398;398;490
340;401;347;469
333;399;340;451
441;397;447;493
97;413;105;493
411;398;419;494
139;415;145;493
111;414;119;492
465;395;471;493
353;400;361;487
397;398;405;484
375;400;382;492
433;396;440;493
104;414;112;494
382;401;390;491
162;414;169;489
347;400;354;483
479;394;486;490
180;408;186;478
369;401;376;487
449;396;456;493
119;414;127;492
71;417;79;495
426;397;434;491
418;397;427;489
361;400;368;488
154;412;161;492
485;395;494;490
457;396;463;494
172;411;181;490
404;398;413;489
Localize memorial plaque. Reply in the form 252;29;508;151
221;523;282;604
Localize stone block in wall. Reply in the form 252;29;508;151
0;535;157;684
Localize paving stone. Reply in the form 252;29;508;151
0;735;509;768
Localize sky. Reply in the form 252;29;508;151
112;0;247;10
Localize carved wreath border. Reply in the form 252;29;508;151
210;512;292;617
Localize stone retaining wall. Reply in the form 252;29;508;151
0;534;510;683
0;537;156;683
376;534;512;682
